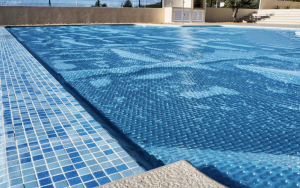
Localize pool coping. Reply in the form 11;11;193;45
99;160;227;188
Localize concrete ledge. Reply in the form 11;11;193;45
100;160;227;188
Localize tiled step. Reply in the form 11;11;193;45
240;10;300;23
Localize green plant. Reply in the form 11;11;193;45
101;3;107;7
275;5;280;9
286;6;290;9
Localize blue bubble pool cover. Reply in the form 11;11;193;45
8;25;300;188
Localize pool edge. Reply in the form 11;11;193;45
4;26;165;171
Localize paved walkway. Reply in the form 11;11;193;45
0;27;144;188
167;22;300;29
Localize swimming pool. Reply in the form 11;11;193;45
8;25;300;188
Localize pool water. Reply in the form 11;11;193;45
8;25;300;188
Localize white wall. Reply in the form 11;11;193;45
165;7;173;23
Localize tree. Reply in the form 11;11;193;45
123;0;132;7
91;1;107;7
225;0;254;22
93;0;100;7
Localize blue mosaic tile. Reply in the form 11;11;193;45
116;164;128;172
105;167;118;175
97;177;111;185
24;181;38;188
77;167;90;176
89;165;102;172
0;27;144;188
65;170;78;179
93;171;106;179
68;177;82;186
41;185;54;188
52;174;65;182
23;174;36;182
74;162;87;169
71;184;85;188
39;177;52;186
132;167;145;175
81;174;94;182
10;178;22;186
103;149;114;155
37;171;50;179
0;182;8;188
55;180;69;187
85;180;99;188
109;173;122;181
121;170;134;178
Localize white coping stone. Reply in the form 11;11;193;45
100;160;227;188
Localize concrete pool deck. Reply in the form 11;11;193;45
100;160;227;188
